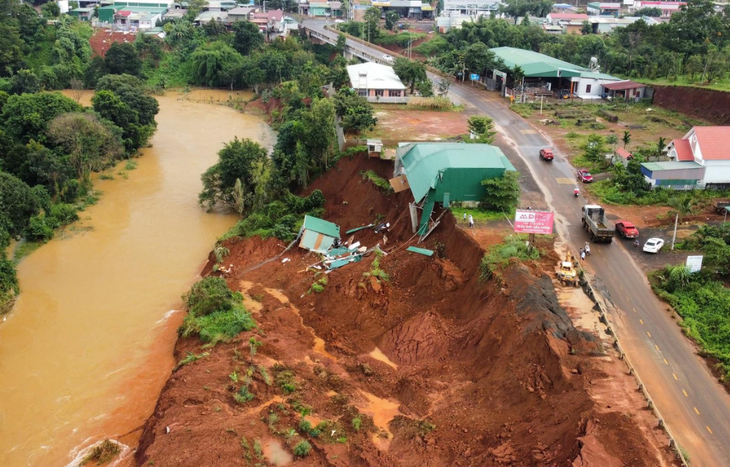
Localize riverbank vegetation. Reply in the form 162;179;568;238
650;225;730;383
0;1;159;313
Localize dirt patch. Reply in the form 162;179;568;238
653;85;730;125
89;29;135;57
136;155;678;467
364;109;469;144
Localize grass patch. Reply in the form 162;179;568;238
124;160;138;171
80;439;120;466
374;31;426;47
449;206;510;223
308;274;328;294
413;35;448;56
510;103;534;118
363;251;389;282
361;170;393;192
99;173;115;180
273;364;297;394
13;241;42;262
175;351;209;369
406;96;459;111
178;277;255;346
234;386;255;404
479;235;541;284
259;365;272;385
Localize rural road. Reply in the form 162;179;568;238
302;20;730;466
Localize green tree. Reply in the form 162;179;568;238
333;88;377;133
634;7;662;16
232;20;264;56
47;113;124;179
104;42;142;77
511;65;525;89
668;194;697;250
363;7;381;41
582;134;606;165
581;21;592;35
622;130;631;149
94;74;159;148
301;98;337;171
9;69;40;94
480;171;520;212
464;42;495;78
199;137;270;212
393;57;427;94
0;19;24;77
385;10;399;31
41;2;60;17
335;33;347;54
0;171;39;236
1;92;81;143
467;115;496;144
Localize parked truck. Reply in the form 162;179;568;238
582;204;614;243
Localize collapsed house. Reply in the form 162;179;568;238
390;143;516;239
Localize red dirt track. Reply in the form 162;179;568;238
136;156;677;466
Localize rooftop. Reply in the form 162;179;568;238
693;126;730;161
548;13;589;20
587;2;621;8
603;80;645;90
397;143;516;203
227;6;256;15
671;138;693;162
347;62;406;91
615;147;633;159
491;47;620;80
641;161;704;171
303;215;340;238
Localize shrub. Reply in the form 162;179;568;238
362;170;393;192
24;216;54;242
183;276;239;317
352;416;362;431
293;440;312;457
234;386;255;404
479;235;540;283
80;440;120;466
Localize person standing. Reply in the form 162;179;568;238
463;212;467;223
468;214;474;229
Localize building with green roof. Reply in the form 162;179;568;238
490;46;621;99
299;215;341;254
392;143;516;235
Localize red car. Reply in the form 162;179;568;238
539;148;554;161
577;169;594;183
615;221;640;239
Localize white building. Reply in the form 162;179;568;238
441;0;502;17
667;126;730;188
347;62;408;103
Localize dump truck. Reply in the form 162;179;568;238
582;204;614;243
556;261;578;287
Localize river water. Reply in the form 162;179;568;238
0;91;275;466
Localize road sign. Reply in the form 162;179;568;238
686;255;703;273
470;73;480;81
514;210;554;234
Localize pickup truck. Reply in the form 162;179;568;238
582;204;614;243
615;221;639;239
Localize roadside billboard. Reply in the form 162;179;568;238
686;255;703;273
514;210;554;234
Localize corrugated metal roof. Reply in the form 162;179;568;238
603;80;645;90
347;63;406;91
615;147;633;159
397;143;516;203
491;47;619;80
641;161;703;171
303;215;340;238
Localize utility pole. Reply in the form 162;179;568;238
671;212;679;250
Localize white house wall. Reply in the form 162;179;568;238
574;77;616;99
703;161;730;184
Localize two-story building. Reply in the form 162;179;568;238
664;126;730;189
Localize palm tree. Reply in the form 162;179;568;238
622;130;632;149
668;194;697;250
656;136;667;158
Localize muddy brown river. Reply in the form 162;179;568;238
0;91;275;466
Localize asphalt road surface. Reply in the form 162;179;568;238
302;20;730;466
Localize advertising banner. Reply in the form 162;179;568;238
514;210;554;234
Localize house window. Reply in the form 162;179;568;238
391;90;401;97
357;89;367;97
585;84;592;93
375;89;384;97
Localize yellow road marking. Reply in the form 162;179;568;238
664;359;669;365
707;426;713;435
647;331;652;338
520;129;537;134
673;373;678;380
694;407;700;415
655;344;660;351
555;177;574;185
683;389;688;397
640;319;644;325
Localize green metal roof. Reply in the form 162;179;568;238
491;47;620;80
397;143;516;204
302;215;340;238
641;161;704;171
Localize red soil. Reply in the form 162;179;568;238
136;156;678;466
89;29;135;57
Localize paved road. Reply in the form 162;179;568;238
302;20;730;466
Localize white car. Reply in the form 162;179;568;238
643;238;665;254
382;54;394;63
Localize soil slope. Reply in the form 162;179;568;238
136;156;675;466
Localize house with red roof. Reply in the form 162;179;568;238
612;147;634;167
603;80;647;101
666;126;730;188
